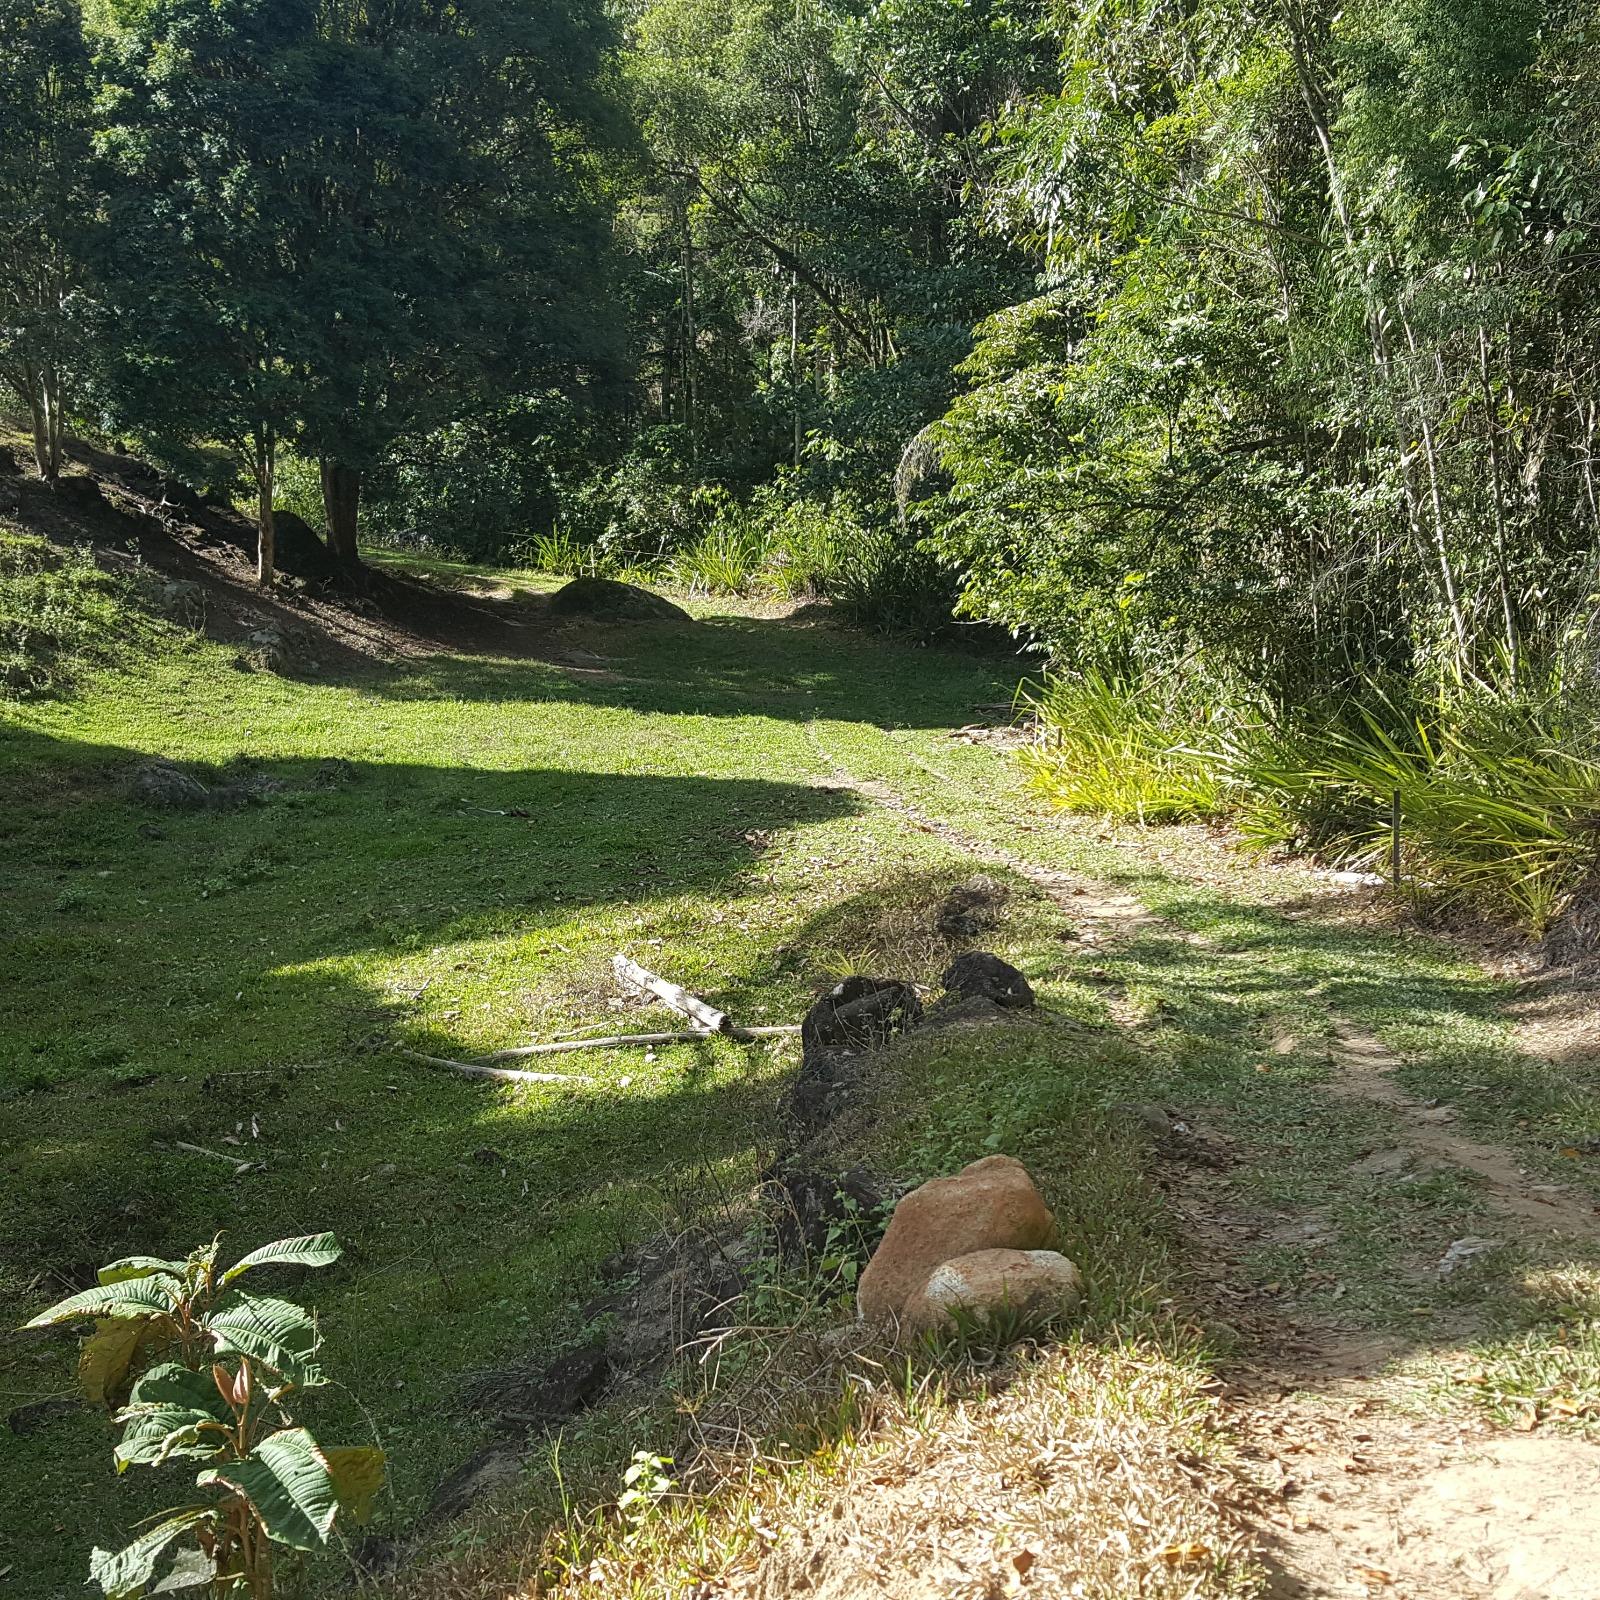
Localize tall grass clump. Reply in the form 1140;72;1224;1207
1025;668;1600;941
1022;672;1228;823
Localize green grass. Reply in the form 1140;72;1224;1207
6;545;1600;1596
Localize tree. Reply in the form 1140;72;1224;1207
95;0;324;583
0;0;93;481
288;0;622;565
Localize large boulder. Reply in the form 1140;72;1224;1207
548;576;691;623
900;1247;1084;1336
857;1154;1057;1326
942;951;1034;1009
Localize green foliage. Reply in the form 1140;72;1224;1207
0;526;143;698
1027;671;1600;937
24;1233;381;1599
1022;673;1228;824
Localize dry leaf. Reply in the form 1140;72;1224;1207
1156;1542;1212;1568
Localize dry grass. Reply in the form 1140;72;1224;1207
428;1334;1260;1600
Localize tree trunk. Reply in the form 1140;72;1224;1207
320;459;362;566
254;426;277;587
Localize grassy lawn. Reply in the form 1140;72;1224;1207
5;548;1600;1596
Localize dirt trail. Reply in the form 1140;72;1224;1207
808;725;1600;1600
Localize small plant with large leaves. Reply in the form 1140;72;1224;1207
23;1233;383;1599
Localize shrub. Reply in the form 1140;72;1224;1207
25;1233;382;1600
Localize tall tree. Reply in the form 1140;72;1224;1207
0;0;93;481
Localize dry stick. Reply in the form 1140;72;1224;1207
172;1140;261;1173
612;953;738;1036
396;1045;594;1087
477;1024;799;1063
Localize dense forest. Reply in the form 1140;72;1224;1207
6;0;1600;939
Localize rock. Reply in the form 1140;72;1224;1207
921;994;1013;1032
51;474;106;509
128;760;210;811
935;876;1008;939
942;952;1034;1009
900;1247;1084;1336
769;1165;884;1260
857;1154;1057;1326
801;977;923;1056
549;576;692;623
779;1048;866;1136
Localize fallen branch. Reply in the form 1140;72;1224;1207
612;954;735;1034
396;1045;594;1086
477;1023;799;1062
172;1140;262;1174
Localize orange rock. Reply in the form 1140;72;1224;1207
900;1247;1084;1335
856;1154;1057;1325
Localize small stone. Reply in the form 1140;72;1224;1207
900;1247;1084;1336
857;1154;1057;1325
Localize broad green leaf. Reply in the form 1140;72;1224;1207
323;1445;385;1524
115;1403;229;1471
88;1508;211;1599
79;1318;166;1406
197;1427;338;1551
150;1547;215;1594
115;1364;231;1470
99;1256;186;1287
220;1232;340;1285
206;1295;323;1389
23;1274;175;1329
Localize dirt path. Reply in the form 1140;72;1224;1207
808;724;1600;1600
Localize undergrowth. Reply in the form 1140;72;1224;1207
0;525;149;698
1025;670;1600;942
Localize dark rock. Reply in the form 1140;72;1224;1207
767;1165;884;1260
136;823;167;841
129;760;211;811
780;1048;866;1136
935;876;1009;940
605;1230;746;1378
51;474;106;509
272;510;342;583
469;1339;611;1435
548;576;692;623
427;1446;523;1521
800;977;923;1056
942;952;1034;1009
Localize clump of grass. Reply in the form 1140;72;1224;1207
1025;669;1600;938
0;526;144;698
668;523;764;596
1023;671;1228;823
